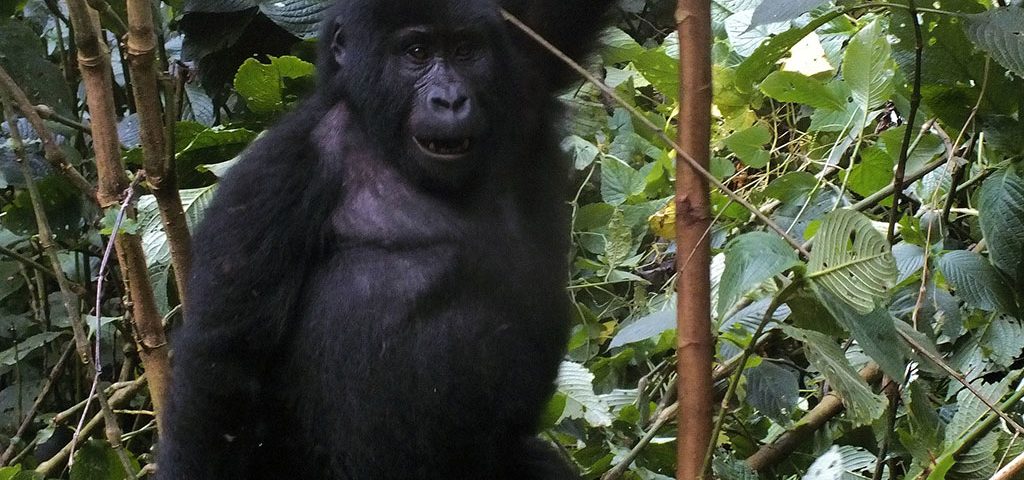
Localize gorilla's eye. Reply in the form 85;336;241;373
453;43;475;60
406;45;430;62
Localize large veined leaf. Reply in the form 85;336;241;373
745;361;800;426
808;209;898;313
938;251;1018;314
69;439;139;480
803;447;844;480
962;8;1024;78
183;0;329;38
138;186;217;313
554;361;613;427
802;445;880;480
977;169;1024;285
782;326;886;425
233;56;316;114
609;308;674;348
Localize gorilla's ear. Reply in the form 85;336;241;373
330;19;347;66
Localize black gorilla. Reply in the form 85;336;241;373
158;0;612;478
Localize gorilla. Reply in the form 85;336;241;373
157;0;613;478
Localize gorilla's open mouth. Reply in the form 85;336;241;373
414;137;472;158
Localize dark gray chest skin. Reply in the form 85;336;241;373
260;123;571;478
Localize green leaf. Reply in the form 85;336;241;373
845;147;894;198
600;156;646;206
944;378;1009;448
69;439;139;480
555;361;612;427
234;56;316;114
962;7;1024;78
843;20;895;111
782;326;886;425
137;186;217;313
977;169;1024;285
759;71;844;109
717;232;800;318
609;309;675;348
939;251;1018;314
178;127;257;157
745;361;800;425
0;332;62;373
722;124;771;168
981;314;1024;368
812;285;907;382
0;465;42;480
807;209;898;313
561;135;600;170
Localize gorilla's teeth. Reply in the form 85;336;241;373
429;142;437;151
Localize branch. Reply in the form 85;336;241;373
887;0;924;242
64;0;172;422
746;363;884;471
126;0;192;303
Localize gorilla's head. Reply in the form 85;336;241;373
318;0;517;189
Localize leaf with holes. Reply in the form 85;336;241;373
807;209;897;313
554;361;612;427
843;19;895;111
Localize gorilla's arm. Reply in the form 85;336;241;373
500;0;615;89
158;109;334;479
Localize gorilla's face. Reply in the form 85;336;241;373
396;25;493;183
328;3;508;189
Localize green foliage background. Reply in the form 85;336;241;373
1;0;1024;478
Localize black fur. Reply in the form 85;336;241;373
157;1;612;478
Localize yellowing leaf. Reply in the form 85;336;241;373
649;199;675;238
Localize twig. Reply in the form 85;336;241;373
704;294;787;474
887;0;924;243
992;450;1024;480
73;173;141;468
601;403;678;480
33;104;91;134
35;377;148;476
898;329;1024;435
